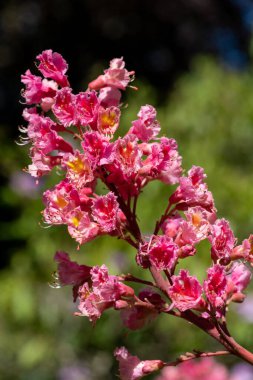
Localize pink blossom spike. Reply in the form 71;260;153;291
36;50;69;87
169;269;203;311
114;346;164;380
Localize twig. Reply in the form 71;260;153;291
165;349;230;367
120;273;157;288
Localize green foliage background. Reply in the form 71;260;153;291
2;56;253;379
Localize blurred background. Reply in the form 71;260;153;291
2;0;253;379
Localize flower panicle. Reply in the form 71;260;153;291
19;50;253;379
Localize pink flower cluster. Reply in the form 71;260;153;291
20;51;253;379
154;358;253;380
155;357;229;380
20;50;182;246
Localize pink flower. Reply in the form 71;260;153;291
43;180;80;225
62;151;94;188
209;219;236;263
21;70;57;105
67;208;99;245
148;235;178;271
244;235;253;264
104;57;134;90
28;148;62;178
81;131;110;166
52;87;76;127
77;265;134;322
91;192;119;233
169;270;203;311
75;91;99;127
54;251;91;286
102;135;144;198
98;86;121;107
114;346;164;380
204;264;227;310
185;206;216;240
162;210;210;259
36;50;69;87
37;130;73;155
232;235;253;264
77;283;107;322
169;166;215;212
89;57;134;91
22;106;38;122
91;265;134;300
109;134;142;177
129;105;161;142
173;221;198;258
227;262;251;299
141;138;182;185
162;213;183;238
22;111;73;155
22;111;51;141
97;106;121;137
188;166;206;185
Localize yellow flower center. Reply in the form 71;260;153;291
192;212;202;227
71;216;80;228
54;195;68;209
67;157;86;174
100;111;116;129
